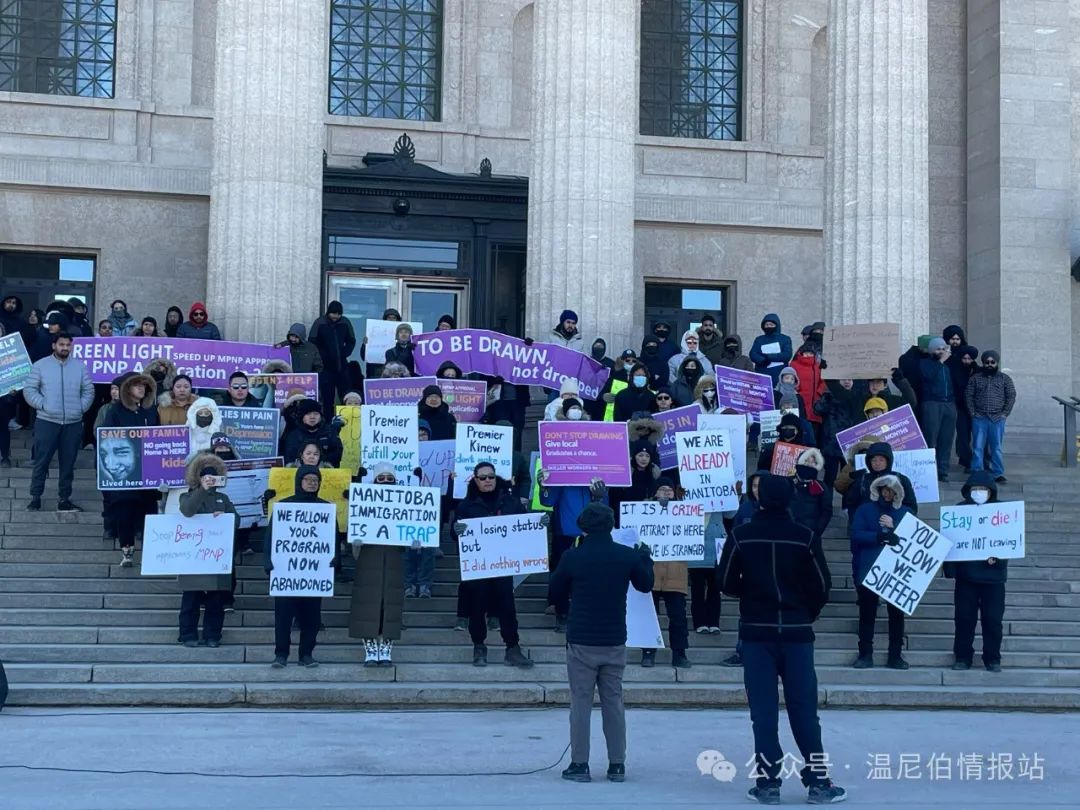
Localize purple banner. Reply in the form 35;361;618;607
440;379;487;422
96;425;189;490
835;404;927;457
539;421;631;486
72;337;290;389
655;405;700;470
412;329;611;400
363;376;437;405
713;366;775;414
248;373;318;407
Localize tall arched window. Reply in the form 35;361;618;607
640;0;742;140
329;0;443;121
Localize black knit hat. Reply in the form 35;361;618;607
577;503;615;534
421;384;443;400
296;398;321;417
652;476;677;496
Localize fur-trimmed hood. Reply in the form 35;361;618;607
186;397;222;454
627;415;665;445
185;452;226;489
796;447;825;471
693;374;717;402
845;434;883;464
144;358;176;392
261;359;292;374
119;373;157;410
869;474;905;504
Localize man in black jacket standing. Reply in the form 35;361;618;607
310;301;356;419
548;502;654;784
719;474;846;805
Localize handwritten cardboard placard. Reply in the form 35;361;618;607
619;500;707;561
770;441;812;478
141;513;235;576
347;483;441;547
940;501;1026;561
419;439;455;495
336;405;362;474
856;448;940;504
822;323;901;379
862;513;952;616
697;412;749;484
453;423;513;498
457;513;549;581
267;467;352;533
676;429;738;511
360;405;419;480
269;501;336;597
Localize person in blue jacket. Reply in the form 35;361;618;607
849;474;913;671
749;313;793;386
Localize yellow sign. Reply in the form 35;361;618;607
336;405;362;475
267;467;352;532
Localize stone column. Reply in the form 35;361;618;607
823;0;930;348
206;0;327;343
525;0;638;352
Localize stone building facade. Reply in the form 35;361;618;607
0;1;1074;449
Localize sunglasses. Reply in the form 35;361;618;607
656;395;672;401
685;338;698;343
475;474;496;481
985;361;997;366
374;476;395;483
231;384;248;390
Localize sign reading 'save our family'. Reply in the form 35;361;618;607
96;426;189;490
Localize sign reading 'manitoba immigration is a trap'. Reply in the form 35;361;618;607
347;483;441;548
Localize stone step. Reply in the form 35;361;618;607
0;577;181;594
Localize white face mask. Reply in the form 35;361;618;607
970;489;990;505
568;408;583;421
703;390;716;401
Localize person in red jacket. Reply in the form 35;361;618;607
791;343;827;444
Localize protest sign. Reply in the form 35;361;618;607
698;412;749;483
538;421;631;486
96;426;189;490
366;319;424;367
836;404;926;456
941;501;1026;562
223;457;282;529
862;513;952;616
72;337;290;388
360;405;419;480
419;439;455;495
218;406;281;459
267;467;352;532
140;513;235;576
770;441;811;477
457;513;549;581
269;501;336;597
412;328;611;399
336;405;362;474
248;373;319;407
453;423;513;498
363;376;437;406
821;323;901;379
856;448;940;503
712;366;775;414
655;405;699;469
440;379;487;422
347;483;441;547
612;528;665;649
758;409;781;448
0;332;32;396
676;430;738;511
619;500;707;562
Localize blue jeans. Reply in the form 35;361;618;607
404;548;436;590
970;416;1005;477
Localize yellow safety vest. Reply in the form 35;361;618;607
604;379;629;421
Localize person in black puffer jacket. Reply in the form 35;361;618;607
612;363;658;422
281;399;343;467
943;472;1008;672
788;449;832;543
417;384;457;441
814;380;862;486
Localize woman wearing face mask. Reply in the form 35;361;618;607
671;356;704;408
158;374;196;426
108;299;137;336
185;397;222;458
788;449;832;544
943;472;1007;673
589;338;614;370
612;363;657;422
694;375;719;414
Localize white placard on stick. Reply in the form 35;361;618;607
419;439;455;495
697;412;748;484
856;448;940;504
366;319;423;367
140;514;235;576
613;528;665;649
453;422;513;499
940;501;1026;562
361;405;419;480
347;483;441;547
457;513;549;581
269;502;336;597
822;323;901;380
676;429;739;511
862;513;952;616
619;500;707;562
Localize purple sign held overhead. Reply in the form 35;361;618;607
364;376;437;406
713;366;775;414
440;379;488;422
412;329;610;400
655;405;700;470
538;421;632;486
835;404;927;457
72;337;290;389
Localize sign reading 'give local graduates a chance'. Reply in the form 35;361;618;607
862;513;952;616
457;513;549;581
347;483;441;548
940;501;1026;562
618;500;706;562
453;423;513;499
360;405;419;480
675;429;738;511
269;501;336;597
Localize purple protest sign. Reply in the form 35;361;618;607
72;337;290;389
440;379;487;422
248;373;318;407
95;425;189;490
363;376;437;405
538;421;631;486
412;329;611;400
835;404;927;457
712;366;775;414
655;405;700;470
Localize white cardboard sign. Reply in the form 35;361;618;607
940;501;1026;561
457;513;549;581
862;513;952;616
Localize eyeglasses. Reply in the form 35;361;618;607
685;338;698;344
231;384;248;390
475;474;496;481
985;361;997;366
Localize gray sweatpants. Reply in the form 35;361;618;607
566;642;627;765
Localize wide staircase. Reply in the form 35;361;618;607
2;429;1079;709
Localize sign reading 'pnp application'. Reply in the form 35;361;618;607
619;500;706;562
940;501;1026;562
96;425;189;490
862;513;952;616
269;501;336;597
453;423;513;499
676;429;738;511
140;513;235;576
347;483;441;548
457;513;549;581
